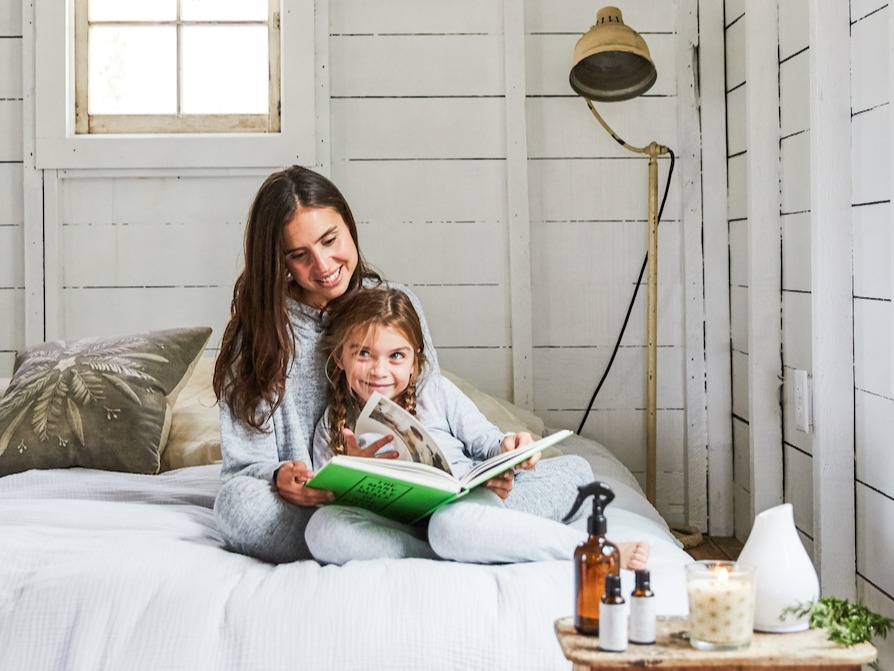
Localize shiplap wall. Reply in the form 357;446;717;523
851;1;894;667
0;2;23;374
0;1;696;524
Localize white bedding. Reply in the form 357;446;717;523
0;462;692;671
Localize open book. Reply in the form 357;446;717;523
307;391;573;523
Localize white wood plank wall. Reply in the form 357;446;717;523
778;0;815;554
0;3;24;374
851;0;894;665
1;0;704;526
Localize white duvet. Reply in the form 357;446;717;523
0;464;691;671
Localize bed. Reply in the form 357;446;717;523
0;329;692;671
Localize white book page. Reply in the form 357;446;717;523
355;392;454;475
460;430;573;489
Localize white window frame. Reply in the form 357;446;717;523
34;0;314;169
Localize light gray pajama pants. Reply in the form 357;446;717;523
305;454;594;565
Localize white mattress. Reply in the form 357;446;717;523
0;464;692;671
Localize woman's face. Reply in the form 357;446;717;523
282;206;358;310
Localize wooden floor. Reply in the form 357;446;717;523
686;535;744;561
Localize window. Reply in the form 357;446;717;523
74;0;280;134
34;0;314;169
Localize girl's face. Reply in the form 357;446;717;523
337;325;417;404
282;206;358;310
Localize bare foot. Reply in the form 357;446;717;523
618;541;650;570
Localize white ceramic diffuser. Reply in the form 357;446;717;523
737;503;820;632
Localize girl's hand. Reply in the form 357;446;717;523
275;460;335;506
342;428;400;460
483;469;514;500
500;431;540;470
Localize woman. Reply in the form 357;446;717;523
212;165;439;563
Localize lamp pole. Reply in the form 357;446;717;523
584;100;668;505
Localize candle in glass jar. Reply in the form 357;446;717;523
686;561;756;651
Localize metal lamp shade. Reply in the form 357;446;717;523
569;6;657;102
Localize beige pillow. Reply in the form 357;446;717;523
161;356;222;471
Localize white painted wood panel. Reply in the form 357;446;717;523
728;218;747;287
0;1;22;35
725;85;746;156
0;225;22;286
781;131;811;214
543;407;686;476
330;98;506;159
531;221;683;346
727;154;747;219
782;366;813;456
526;0;676;34
784;444;814;535
532;346;686;411
330;35;504;97
734;482;752;543
527;159;681;223
853;204;892;300
852;106;890;205
410;284;509;348
855;390;894;494
438;347;512;401
854;297;892;396
729;284;748;353
0;289;24;348
782;291;812;371
856;483;894;597
733;413;751;490
782;212;811;292
731;349;749;421
778;0;808;61
61;286;230;345
725;17;746;90
330;0;502;34
0;102;22;161
361;221;505;287
335;160;507;223
780;52;810;137
526;97;679;159
850;6;889;115
526;33;678;98
856;579;894;671
0;38;22;97
61;221;244;288
851;0;887;22
725;0;746;26
0;163;23;225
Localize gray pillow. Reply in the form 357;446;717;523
0;327;212;477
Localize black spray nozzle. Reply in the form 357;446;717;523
561;480;616;534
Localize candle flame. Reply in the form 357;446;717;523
711;564;730;583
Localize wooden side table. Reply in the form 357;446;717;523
554;616;877;670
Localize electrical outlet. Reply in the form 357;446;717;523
794;369;812;433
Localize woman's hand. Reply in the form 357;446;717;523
342;428;399;460
483;432;539;500
275;460;334;506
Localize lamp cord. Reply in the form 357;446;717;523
577;148;676;435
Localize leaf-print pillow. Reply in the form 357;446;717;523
0;327;212;477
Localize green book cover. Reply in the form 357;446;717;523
307;425;573;524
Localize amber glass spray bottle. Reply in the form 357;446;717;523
562;481;621;635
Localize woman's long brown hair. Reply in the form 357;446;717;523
322;288;428;455
214;165;379;431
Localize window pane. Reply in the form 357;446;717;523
181;0;268;22
88;0;177;22
88;27;177;115
181;26;268;114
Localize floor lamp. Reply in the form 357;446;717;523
569;6;670;505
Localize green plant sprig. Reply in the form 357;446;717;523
783;596;892;647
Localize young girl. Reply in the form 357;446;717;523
305;288;649;568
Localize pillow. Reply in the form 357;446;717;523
0;327;211;477
160;356;222;471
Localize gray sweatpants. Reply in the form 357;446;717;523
305;455;594;565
